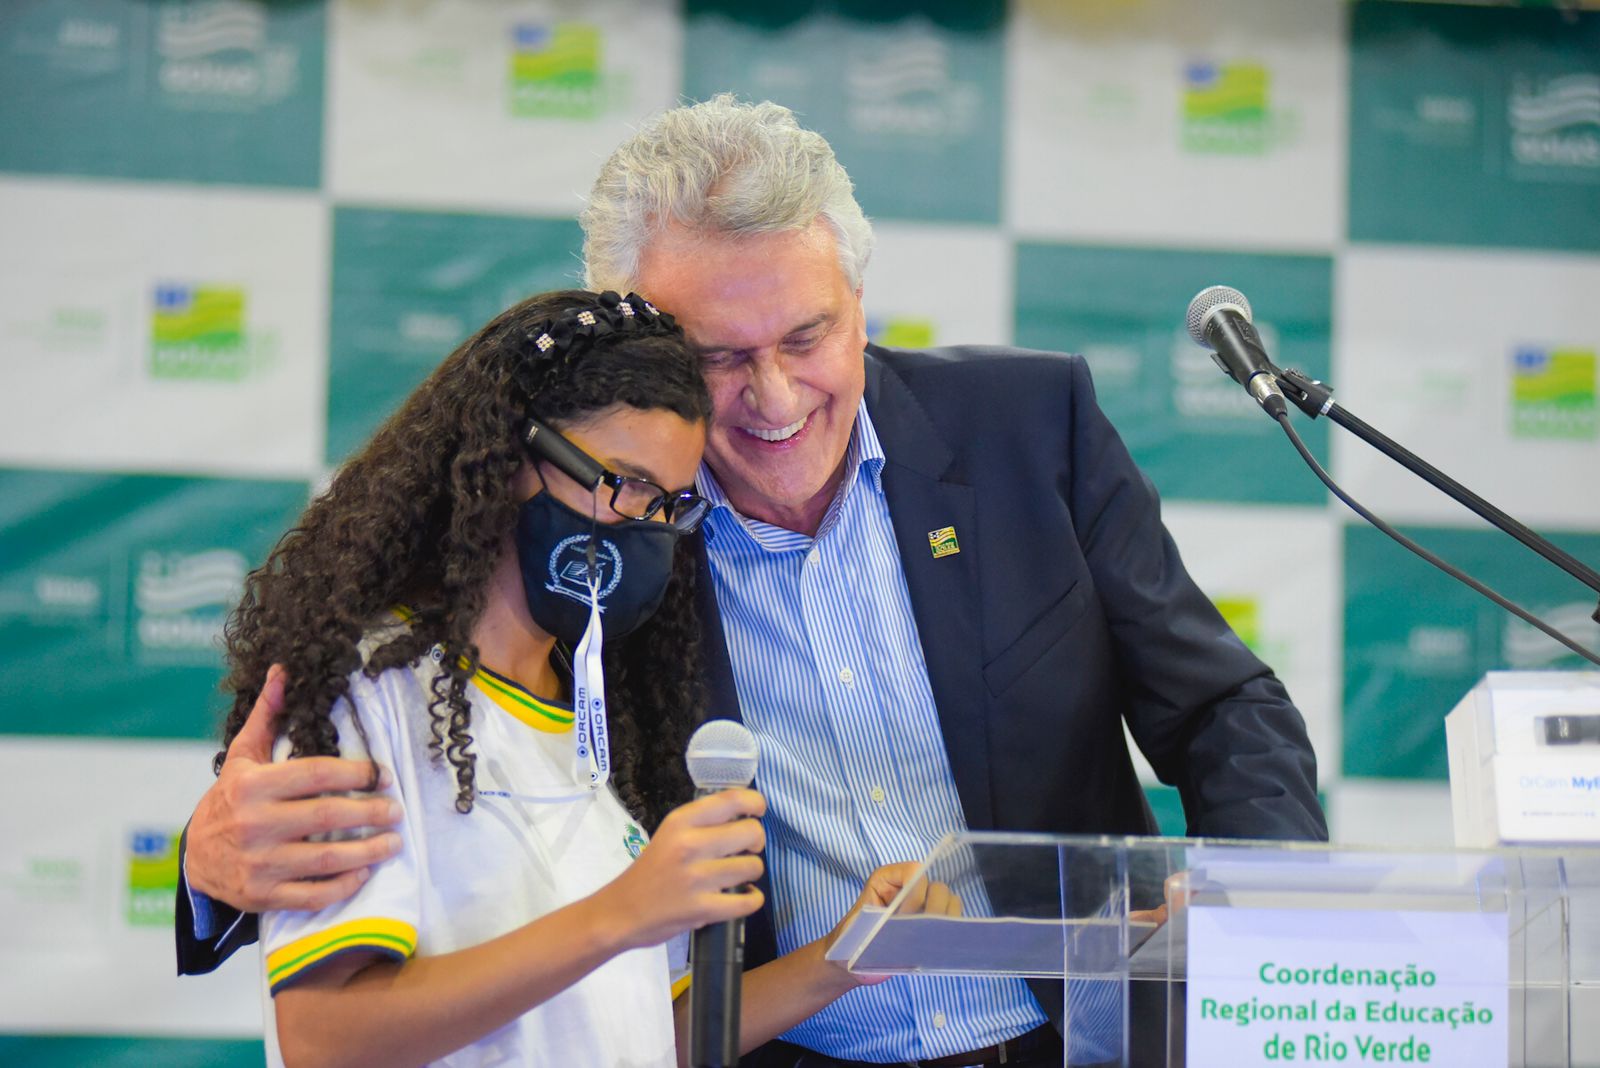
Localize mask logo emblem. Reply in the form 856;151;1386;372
545;534;623;607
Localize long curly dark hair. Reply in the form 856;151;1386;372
218;290;710;830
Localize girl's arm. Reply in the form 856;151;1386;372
273;789;766;1068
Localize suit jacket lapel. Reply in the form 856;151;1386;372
863;349;994;831
690;531;741;725
688;531;782;965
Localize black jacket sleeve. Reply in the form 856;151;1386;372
173;824;260;975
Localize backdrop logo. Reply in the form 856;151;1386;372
150;283;273;381
1510;346;1597;440
508;23;617;119
58;17;121;51
1082;343;1142;391
1508;74;1600;177
400;310;466;350
845;31;980;139
1503;604;1600;669
1405;624;1471;674
1213;596;1261;652
866;315;936;349
1181;61;1293;155
40;305;110;355
45;16;123;75
1417;94;1475;129
155;0;299;106
126;828;181;927
133;549;247;659
32;574;103;617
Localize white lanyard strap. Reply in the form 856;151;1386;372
571;571;610;792
475;589;608;805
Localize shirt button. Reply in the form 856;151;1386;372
870;786;886;804
805;552;819;566
838;667;854;685
932;1011;947;1029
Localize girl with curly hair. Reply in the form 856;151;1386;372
221;290;884;1068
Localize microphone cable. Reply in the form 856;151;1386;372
1270;408;1600;669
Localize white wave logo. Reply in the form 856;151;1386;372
1503;603;1600;668
846;33;978;137
1169;323;1280;422
157;1;267;60
154;0;296;103
1510;75;1600;135
849;37;952;100
135;550;247;615
1509;74;1600;171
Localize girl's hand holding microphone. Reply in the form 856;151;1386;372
599;788;767;951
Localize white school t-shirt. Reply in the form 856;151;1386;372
259;658;685;1068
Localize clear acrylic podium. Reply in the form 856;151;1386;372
831;834;1600;1067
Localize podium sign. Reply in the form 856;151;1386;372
1185;906;1508;1066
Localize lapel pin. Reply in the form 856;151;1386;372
927;526;960;559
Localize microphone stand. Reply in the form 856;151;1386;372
1275;367;1600;628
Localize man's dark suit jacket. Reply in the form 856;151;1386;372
175;345;1326;1005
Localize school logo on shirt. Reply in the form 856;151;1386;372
927;526;960;559
622;822;646;859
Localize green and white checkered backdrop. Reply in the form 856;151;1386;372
2;0;1597;1060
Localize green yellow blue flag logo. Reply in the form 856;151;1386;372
126;828;181;927
1511;346;1596;440
509;23;610;120
1183;61;1282;155
150;283;249;380
928;526;960;559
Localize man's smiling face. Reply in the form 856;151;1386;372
634;220;867;537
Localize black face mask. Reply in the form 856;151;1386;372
513;490;681;645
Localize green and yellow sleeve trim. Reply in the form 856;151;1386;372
266;917;418;993
472;665;575;734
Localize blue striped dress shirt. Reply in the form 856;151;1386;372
696;400;1048;1062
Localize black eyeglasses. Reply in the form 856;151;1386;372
522;417;710;533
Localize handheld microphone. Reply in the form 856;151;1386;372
684;719;760;1068
1185;285;1288;419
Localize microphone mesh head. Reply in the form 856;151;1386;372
1185;285;1252;346
685;719;760;791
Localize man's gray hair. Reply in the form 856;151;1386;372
581;94;874;293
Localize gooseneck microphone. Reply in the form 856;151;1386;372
684;720;760;1068
1185;284;1288;418
1190;285;1600;665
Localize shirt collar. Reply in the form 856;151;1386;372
697;398;885;549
